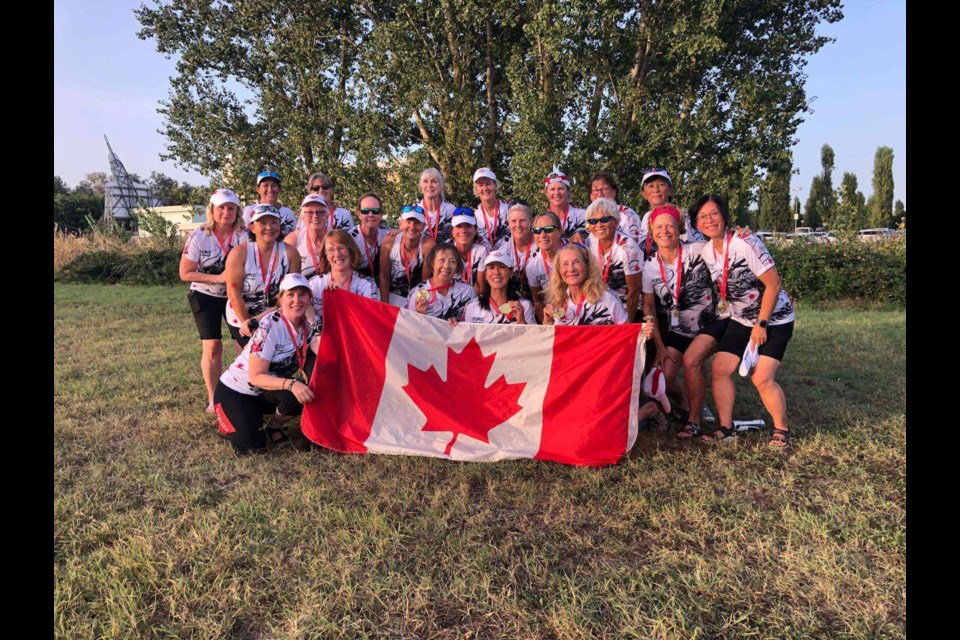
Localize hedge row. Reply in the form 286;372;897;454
54;238;906;306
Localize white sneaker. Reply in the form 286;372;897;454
701;406;715;424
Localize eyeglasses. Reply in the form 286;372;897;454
401;205;425;215
310;183;332;192
586;216;615;225
359;207;382;215
696;211;722;222
532;225;558;235
302;208;326;218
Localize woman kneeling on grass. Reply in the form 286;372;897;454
179;188;248;412
214;274;317;454
693;194;796;449
463;249;535;324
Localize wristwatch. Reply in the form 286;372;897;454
758;319;769;328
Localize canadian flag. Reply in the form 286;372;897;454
302;290;647;466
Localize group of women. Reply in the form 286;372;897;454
179;166;795;455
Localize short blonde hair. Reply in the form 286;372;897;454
546;244;607;308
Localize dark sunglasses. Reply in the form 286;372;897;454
360;207;382;215
401;205;425;214
532;225;558;235
310;183;332;192
507;199;529;207
586;216;615;225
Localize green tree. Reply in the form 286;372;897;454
54;192;104;231
894;198;905;228
76;171;109;195
816;144;837;226
54;175;70;196
834;171;866;231
137;1;843;212
757;153;792;231
804;175;823;229
869;146;894;228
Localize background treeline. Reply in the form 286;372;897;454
134;0;844;222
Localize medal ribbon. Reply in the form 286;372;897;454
512;239;532;292
254;241;280;307
572;293;587;324
423;202;442;240
361;230;377;274
597;241;613;284
400;241;417;290
280;314;308;379
460;248;473;285
213;228;234;259
712;229;733;305
427;278;453;305
479;201;500;242
656;243;683;307
306;232;320;277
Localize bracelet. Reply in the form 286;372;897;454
287;379;295;391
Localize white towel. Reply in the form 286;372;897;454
739;340;760;377
642;366;671;414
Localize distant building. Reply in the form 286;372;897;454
133;205;205;238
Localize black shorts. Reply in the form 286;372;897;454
188;290;228;341
717;320;794;362
663;318;727;354
213;382;304;453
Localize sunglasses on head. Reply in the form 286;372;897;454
532;225;558;235
360;207;382;215
401;204;425;214
586;216;615;225
452;207;475;217
254;204;279;213
310;183;332;192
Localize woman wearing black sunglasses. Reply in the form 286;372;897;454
379;205;436;306
526;211;566;323
306;171;354;231
583;198;644;321
348;191;394;282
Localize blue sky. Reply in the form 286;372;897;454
54;1;906;206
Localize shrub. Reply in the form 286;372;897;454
56;245;181;286
768;237;905;305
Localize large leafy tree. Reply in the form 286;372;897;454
869;146;894;228
757;152;792;232
137;0;842;214
834;171;866;231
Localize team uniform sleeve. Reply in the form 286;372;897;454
609;293;628;324
739;236;775;278
640;262;655;294
183;230;201;260
249;319;280;362
623;241;643;275
522;299;536;324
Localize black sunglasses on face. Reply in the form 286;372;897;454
360;207;382;215
586;216;615;225
310;184;332;191
532;225;558;234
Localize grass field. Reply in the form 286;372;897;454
54;284;906;639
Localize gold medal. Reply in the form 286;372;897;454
498;303;513;314
551;307;566;322
670;307;680;327
415;288;429;303
717;299;730;318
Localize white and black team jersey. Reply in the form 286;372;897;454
306;272;380;334
700;233;795;327
554;205;587;239
242;203;299;239
617;204;643;246
525;250;553;291
454;244;488;288
405;280;478;321
553;290;628;326
182;227;247;297
388;237;425;300
638;209;705;260
585;231;643;308
349;226;390;281
464;298;536;325
641;241;715;338
417;200;457;244
320;206;355;232
495;237;538;300
474;200;511;250
293;230;324;279
225;242;291;327
220;310;318;396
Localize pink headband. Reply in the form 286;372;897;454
649;205;681;226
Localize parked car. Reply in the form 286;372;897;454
795;227;814;236
858;228;895;242
810;231;836;244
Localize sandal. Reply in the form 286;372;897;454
264;426;291;448
701;425;737;443
676;421;703;439
768;427;791;449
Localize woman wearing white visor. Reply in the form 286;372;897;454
283;194;328;278
463;249;535;324
472;167;510;249
180;188;248;412
379;205;436;306
448;207;488;295
543;165;586;239
241;170;299;240
225;203;301;346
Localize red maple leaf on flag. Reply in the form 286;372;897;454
402;337;526;456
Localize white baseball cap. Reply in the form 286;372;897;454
278;272;312;293
641;167;672;186
300;194;328;208
399;205;426;224
482;249;515;270
451;207;478;227
249;204;281;222
256;170;281;186
210;189;240;207
544;165;570;188
472;167;498;184
642;365;671;415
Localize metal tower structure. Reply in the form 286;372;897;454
103;135;160;229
